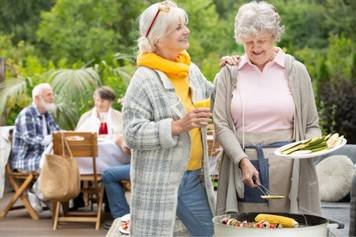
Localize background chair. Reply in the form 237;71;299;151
0;165;40;220
207;124;221;191
52;131;104;230
0;128;40;220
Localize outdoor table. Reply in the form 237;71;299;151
76;136;130;174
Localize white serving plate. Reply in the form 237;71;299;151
274;138;347;159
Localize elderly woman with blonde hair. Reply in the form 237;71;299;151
122;0;215;236
214;1;322;216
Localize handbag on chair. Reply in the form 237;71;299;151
39;133;81;201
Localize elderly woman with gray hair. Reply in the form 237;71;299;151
123;1;215;236
214;1;322;216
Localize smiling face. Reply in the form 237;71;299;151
242;32;275;70
94;95;112;114
41;87;55;104
36;87;56;113
155;22;190;60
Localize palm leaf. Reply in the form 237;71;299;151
113;66;131;83
50;68;101;98
48;68;102;129
113;52;135;62
0;78;30;123
54;101;78;130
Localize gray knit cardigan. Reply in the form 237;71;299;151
123;63;215;237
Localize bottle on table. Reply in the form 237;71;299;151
98;113;108;136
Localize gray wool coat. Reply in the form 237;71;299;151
214;54;322;216
123;63;216;237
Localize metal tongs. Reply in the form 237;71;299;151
254;179;285;199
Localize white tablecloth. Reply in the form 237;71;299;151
76;138;130;174
0;126;14;198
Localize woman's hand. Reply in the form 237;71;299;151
172;108;211;136
219;55;241;68
239;157;260;188
115;134;131;156
121;143;131;156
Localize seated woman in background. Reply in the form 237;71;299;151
76;86;129;166
76;86;122;139
75;86;131;219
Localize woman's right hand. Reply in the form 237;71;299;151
172;108;211;136
239;158;260;188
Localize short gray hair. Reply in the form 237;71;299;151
137;0;188;54
32;83;52;101
94;86;116;101
234;1;284;44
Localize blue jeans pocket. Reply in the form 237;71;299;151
238;159;269;203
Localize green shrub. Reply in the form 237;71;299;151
319;78;356;143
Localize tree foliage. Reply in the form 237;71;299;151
326;35;354;80
49;68;101;129
0;0;55;43
37;0;144;63
324;0;356;40
277;1;329;50
0;0;355;141
319;79;356;144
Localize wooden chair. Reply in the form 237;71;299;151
0;165;40;220
52;131;104;230
207;125;221;191
0;128;40;220
207;124;221;157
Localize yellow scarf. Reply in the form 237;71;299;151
136;50;191;80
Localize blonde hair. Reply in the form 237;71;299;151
137;0;188;54
234;1;284;44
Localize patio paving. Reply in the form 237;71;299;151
0;191;351;236
0;192;109;236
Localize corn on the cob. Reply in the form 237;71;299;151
255;214;299;228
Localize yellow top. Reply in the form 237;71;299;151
137;51;202;170
169;76;203;170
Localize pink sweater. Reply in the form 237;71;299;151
231;49;295;132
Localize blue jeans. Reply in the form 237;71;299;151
176;170;214;237
102;164;130;218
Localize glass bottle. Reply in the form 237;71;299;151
98;113;108;135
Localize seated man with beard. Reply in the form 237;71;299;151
10;83;60;212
